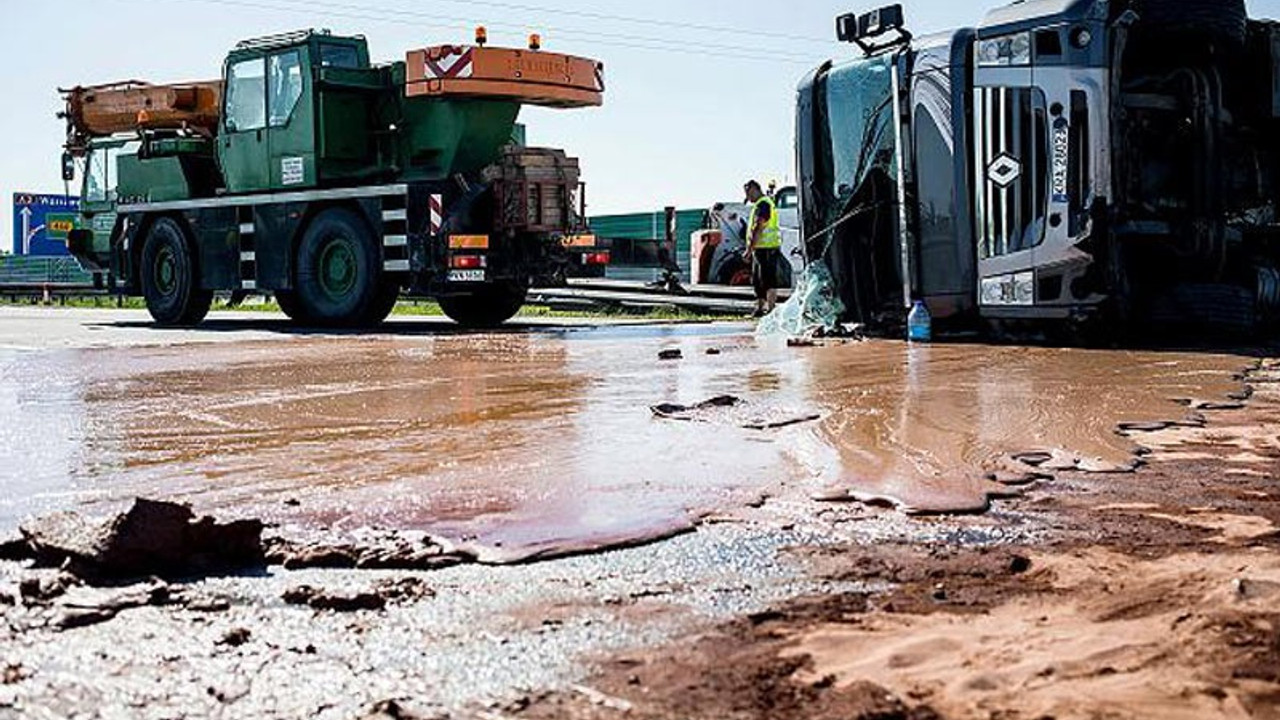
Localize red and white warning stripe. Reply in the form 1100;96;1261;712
424;46;475;80
429;194;444;235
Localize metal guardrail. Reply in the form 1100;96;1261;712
0;256;97;287
0;255;760;315
531;279;776;315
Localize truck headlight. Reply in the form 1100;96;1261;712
978;32;1032;67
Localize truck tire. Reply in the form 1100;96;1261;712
140;217;212;327
438;282;527;328
1148;283;1257;336
1133;0;1247;48
294;208;383;328
360;283;400;326
274;290;310;324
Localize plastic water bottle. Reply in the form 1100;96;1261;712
907;300;932;343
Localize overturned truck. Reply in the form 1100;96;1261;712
61;30;608;328
798;0;1280;338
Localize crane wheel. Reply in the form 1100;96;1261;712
274;290;310;324
360;283;401;326
438;282;528;328
140;217;213;327
294;208;382;327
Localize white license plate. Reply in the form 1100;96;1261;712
1051;123;1070;203
447;270;487;283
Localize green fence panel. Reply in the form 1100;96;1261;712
0;256;96;286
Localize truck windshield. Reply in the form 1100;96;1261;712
811;56;897;238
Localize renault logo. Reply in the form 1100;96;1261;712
988;153;1022;188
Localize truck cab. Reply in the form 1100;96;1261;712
67;138;132;273
799;1;1280;337
219;32;372;193
966;1;1108;322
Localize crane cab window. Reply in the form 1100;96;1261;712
319;44;361;69
83;142;140;204
226;58;267;132
85;150;111;203
268;50;304;127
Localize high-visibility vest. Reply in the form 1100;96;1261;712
749;196;782;250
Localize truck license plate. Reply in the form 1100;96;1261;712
1051;121;1070;204
447;270;486;283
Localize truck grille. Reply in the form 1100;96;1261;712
973;86;1048;260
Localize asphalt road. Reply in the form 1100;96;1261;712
0;305;1263;718
0;308;906;718
0;307;804;555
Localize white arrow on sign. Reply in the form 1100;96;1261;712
19;207;45;256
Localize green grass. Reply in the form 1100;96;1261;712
4;295;150;310
1;294;740;323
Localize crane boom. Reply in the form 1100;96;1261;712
61;80;223;155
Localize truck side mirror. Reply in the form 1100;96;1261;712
836;13;859;43
838;5;911;56
860;6;905;38
61;152;76;183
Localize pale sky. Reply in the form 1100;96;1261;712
2;0;1278;239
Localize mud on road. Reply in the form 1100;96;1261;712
524;358;1280;720
1;308;1279;719
0;307;1251;557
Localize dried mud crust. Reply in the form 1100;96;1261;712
512;549;1040;720
517;628;944;720
517;359;1280;720
518;537;1280;720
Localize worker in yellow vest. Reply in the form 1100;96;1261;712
743;179;782;318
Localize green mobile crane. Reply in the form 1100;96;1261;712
60;29;609;328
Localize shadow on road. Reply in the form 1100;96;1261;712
90;316;751;342
86;315;1278;355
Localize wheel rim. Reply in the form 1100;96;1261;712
317;236;358;301
154;246;178;296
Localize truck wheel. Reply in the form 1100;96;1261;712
360;283;401;326
1149;283;1257;337
295;208;382;327
140;217;212;327
438;282;527;328
274;290;310;324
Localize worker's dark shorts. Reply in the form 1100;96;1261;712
752;248;782;299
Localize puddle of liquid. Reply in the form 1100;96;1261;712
0;328;1254;556
797;342;1249;513
0;349;92;525
0;329;808;559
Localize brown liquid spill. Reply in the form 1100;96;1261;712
797;342;1249;513
0;330;1253;557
